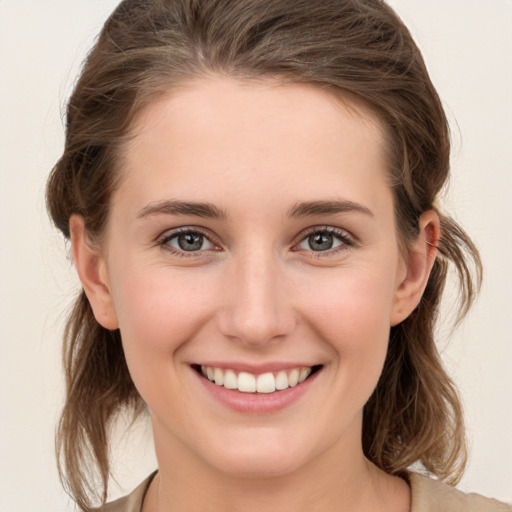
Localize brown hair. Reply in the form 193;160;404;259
46;0;482;509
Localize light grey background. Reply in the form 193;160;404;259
1;1;511;510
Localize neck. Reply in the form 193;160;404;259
143;418;410;512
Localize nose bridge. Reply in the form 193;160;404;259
218;244;295;346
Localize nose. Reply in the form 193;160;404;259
217;248;296;347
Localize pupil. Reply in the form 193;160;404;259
309;233;333;251
178;233;203;251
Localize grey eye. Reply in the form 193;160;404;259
307;232;335;251
297;230;348;252
166;231;214;252
177;232;204;251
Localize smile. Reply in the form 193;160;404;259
197;365;320;394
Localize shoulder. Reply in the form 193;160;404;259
408;472;511;512
96;473;156;512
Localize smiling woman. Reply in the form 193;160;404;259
44;1;510;512
72;80;418;488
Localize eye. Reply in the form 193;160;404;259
296;227;353;253
160;228;216;254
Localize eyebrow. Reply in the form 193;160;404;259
136;200;228;219
136;199;372;220
287;200;373;218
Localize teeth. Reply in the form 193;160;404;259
200;365;315;394
275;370;289;390
298;367;311;383
256;372;276;393
288;369;299;387
238;372;256;392
213;368;224;386
223;369;238;389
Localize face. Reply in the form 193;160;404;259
79;77;429;478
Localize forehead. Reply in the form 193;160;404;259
127;77;384;155
116;77;390;216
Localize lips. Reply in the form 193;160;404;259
192;363;322;414
195;364;320;394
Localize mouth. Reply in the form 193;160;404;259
192;364;323;394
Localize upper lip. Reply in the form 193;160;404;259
192;361;322;374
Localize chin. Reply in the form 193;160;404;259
214;453;306;480
198;429;314;479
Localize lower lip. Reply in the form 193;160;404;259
194;369;321;414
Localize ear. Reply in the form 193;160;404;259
69;215;119;330
390;210;440;326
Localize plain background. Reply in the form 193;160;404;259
0;1;511;510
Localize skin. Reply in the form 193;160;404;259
71;77;439;512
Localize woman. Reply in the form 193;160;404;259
46;0;510;511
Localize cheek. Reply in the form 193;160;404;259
301;267;396;347
107;264;217;392
111;264;209;343
297;266;397;393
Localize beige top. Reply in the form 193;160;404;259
101;472;511;512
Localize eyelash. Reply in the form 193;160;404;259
294;226;355;257
156;226;355;258
157;227;219;258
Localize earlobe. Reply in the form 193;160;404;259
390;210;440;326
69;215;119;330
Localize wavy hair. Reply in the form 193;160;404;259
46;0;482;509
